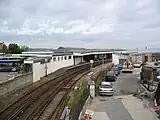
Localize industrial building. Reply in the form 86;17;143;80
141;62;160;90
130;52;160;64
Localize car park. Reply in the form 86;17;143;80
99;81;114;96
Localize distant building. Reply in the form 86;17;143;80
141;62;160;85
0;42;7;54
130;52;160;64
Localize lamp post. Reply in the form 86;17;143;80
103;55;105;77
45;58;48;77
135;48;138;63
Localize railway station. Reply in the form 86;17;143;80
0;48;114;120
9;47;113;82
0;47;115;96
1;0;160;119
0;47;160;120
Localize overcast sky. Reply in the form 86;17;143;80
0;0;160;49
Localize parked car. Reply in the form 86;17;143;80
117;64;123;70
99;82;113;96
111;67;120;76
105;71;117;82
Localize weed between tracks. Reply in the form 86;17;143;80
52;71;89;120
67;76;88;120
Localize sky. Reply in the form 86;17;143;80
0;0;160;49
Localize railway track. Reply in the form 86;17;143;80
0;60;110;120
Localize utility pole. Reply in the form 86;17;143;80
103;55;105;80
135;48;138;63
45;58;48;77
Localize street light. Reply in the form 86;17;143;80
45;58;48;77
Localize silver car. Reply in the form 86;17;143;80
99;82;114;96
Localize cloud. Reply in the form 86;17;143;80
0;0;160;49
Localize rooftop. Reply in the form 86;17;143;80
28;47;126;54
52;52;73;56
24;57;52;64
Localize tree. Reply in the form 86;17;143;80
20;45;29;52
8;43;21;54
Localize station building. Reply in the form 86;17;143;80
11;47;120;82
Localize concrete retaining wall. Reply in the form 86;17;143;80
0;72;33;96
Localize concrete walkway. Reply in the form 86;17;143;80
86;95;158;120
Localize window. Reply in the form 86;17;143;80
61;57;63;60
53;57;56;61
68;56;72;59
100;85;112;88
64;56;67;60
58;57;60;61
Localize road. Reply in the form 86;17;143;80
86;69;158;120
113;72;144;96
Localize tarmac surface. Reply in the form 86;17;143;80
86;68;159;120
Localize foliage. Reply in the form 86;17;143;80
8;43;29;54
0;42;8;53
20;45;29;52
8;43;21;54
